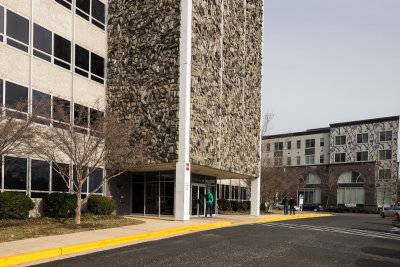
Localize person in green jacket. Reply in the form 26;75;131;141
201;189;214;217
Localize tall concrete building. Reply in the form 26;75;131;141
107;0;263;220
0;0;263;220
0;0;107;209
262;116;399;209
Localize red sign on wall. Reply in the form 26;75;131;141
186;163;190;171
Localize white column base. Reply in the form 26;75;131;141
250;176;260;216
175;162;191;221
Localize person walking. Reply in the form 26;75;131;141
201;189;214;217
289;197;297;215
282;196;288;215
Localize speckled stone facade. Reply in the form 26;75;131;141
190;0;263;177
107;1;262;175
107;0;181;164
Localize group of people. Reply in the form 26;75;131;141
282;196;297;215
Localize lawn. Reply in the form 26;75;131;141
0;214;144;243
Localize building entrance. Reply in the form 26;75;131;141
191;184;206;216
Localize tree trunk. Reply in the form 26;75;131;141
75;192;82;225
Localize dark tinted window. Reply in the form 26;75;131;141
31;159;50;191
74;103;88;127
5;81;28;112
89;168;103;193
34;24;52;54
54;34;71;69
89;109;103;126
31;192;48;198
0;79;3;105
4;156;27;190
77;0;90;13
33;90;51;119
92;0;105;24
75;44;89;73
53;97;70;123
90;52;104;78
0;6;4;34
55;0;72;10
52;163;69;192
6;10;29;44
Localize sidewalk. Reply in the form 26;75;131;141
0;212;332;266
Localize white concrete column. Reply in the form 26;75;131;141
175;162;191;220
175;0;193;221
250;176;260;216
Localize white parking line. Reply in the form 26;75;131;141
261;222;400;241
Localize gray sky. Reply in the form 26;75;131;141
262;0;400;135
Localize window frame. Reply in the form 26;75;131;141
335;153;346;163
305;155;315;165
5;9;30;53
379;150;392;160
380;131;392;142
378;169;391;180
356;151;368;162
53;33;71;70
296;140;301;149
335;135;346;146
33;23;53;63
356;133;368;144
320;138;324;147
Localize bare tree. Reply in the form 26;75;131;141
319;165;338;208
261;112;274;137
261;166;303;212
0;101;37;156
28;103;145;224
376;180;396;211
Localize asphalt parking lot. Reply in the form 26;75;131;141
35;213;400;267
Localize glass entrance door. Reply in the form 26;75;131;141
191;184;205;216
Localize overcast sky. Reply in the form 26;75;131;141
261;0;400;135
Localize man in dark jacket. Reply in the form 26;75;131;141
289;197;297;215
282;196;288;215
201;189;214;217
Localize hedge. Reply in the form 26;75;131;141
87;195;115;215
217;199;250;212
43;193;77;218
0;192;34;220
325;206;379;214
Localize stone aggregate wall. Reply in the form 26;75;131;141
190;0;263;177
107;0;181;164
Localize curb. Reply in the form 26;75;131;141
0;214;331;266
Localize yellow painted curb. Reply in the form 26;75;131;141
0;221;232;267
233;213;334;225
0;214;332;266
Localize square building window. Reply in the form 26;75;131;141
91;0;105;29
0;5;4;36
31;159;50;191
75;44;89;77
54;34;71;70
90;52;105;83
76;0;90;20
4;156;27;190
33;23;52;62
5;81;28;112
52;163;69;192
6;10;29;52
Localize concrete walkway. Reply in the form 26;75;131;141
0;212;331;266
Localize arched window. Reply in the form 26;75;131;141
337;171;365;206
305;173;321;184
299;173;321;205
338;171;365;184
